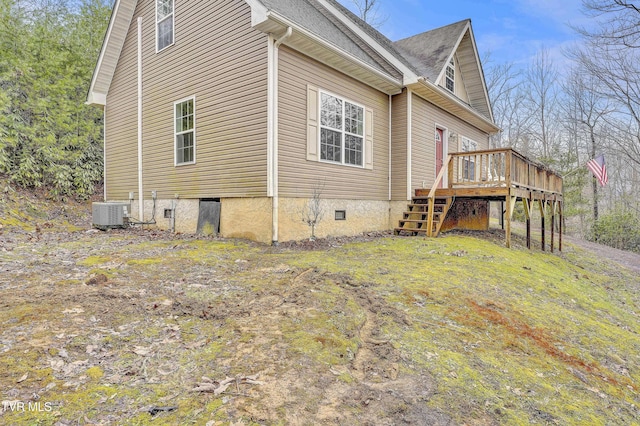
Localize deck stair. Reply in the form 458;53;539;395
394;196;452;237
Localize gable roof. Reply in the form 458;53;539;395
248;0;496;129
87;0;496;130
394;19;494;122
394;20;468;83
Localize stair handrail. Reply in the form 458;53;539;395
427;154;453;199
426;154;452;237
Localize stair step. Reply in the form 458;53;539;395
407;203;444;210
394;227;427;236
397;195;451;238
411;196;449;202
406;209;444;216
401;215;440;222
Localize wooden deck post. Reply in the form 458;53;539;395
558;201;563;252
550;200;556;253
505;193;511;248
538;199;546;251
523;198;531;249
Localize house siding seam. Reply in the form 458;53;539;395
278;46;390;201
105;0;269;201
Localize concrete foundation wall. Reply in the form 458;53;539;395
389;200;408;230
219;197;272;244
278;198;392;242
131;198;201;234
125;197;404;244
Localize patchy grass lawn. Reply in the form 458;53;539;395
1;190;639;424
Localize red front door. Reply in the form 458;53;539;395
435;128;443;188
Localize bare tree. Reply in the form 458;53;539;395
300;182;325;240
562;68;614;223
484;55;522;148
578;0;640;48
483;52;536;152
571;1;640;167
524;48;561;161
349;0;387;28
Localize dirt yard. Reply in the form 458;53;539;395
1;190;639;425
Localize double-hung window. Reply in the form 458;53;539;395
156;0;174;52
445;57;455;93
461;137;477;181
319;91;364;167
175;97;195;165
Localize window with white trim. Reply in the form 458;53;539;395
174;97;195;165
461;137;477;180
445;57;455;93
319;91;364;167
156;0;174;52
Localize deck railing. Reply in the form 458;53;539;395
443;148;563;194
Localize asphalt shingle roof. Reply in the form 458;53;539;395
393;19;470;82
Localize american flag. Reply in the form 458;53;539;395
586;155;608;186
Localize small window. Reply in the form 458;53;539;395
445;57;455;93
156;0;174;52
174;97;195;165
319;91;364;167
461;137;477;181
335;210;346;220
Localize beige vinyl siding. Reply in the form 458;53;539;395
278;46;390;200
411;92;489;189
105;0;268;200
105;13;139;200
453;55;470;104
390;89;407;200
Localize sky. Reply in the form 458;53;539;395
340;0;590;70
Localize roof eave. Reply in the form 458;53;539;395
410;78;499;134
253;10;404;95
314;0;419;86
86;0;137;106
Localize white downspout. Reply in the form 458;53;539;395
137;17;144;221
267;35;275;199
103;105;107;201
270;27;292;245
388;94;392;201
406;88;412;201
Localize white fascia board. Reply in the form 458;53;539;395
314;0;419;86
265;11;403;93
413;78;499;133
87;91;107;106
243;0;269;27
87;0;136;105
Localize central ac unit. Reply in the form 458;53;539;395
92;202;130;229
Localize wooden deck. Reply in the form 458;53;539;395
395;148;564;250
